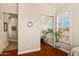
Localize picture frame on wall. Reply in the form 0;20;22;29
4;22;8;32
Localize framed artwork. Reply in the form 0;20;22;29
11;26;16;31
4;22;8;31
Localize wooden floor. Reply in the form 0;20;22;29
0;41;68;56
4;41;18;51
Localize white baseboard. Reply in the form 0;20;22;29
44;40;69;54
59;48;69;53
18;48;40;54
9;39;18;42
45;41;54;46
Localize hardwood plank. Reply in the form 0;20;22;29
0;41;68;56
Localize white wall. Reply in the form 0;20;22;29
0;13;2;53
0;3;18;14
56;4;79;52
18;3;56;54
18;4;40;54
38;4;56;16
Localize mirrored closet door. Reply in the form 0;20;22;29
57;11;72;45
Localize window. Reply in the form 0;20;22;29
57;11;72;44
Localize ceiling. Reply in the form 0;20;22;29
38;3;65;8
40;3;79;8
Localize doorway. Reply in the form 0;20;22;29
2;13;18;54
40;15;55;48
